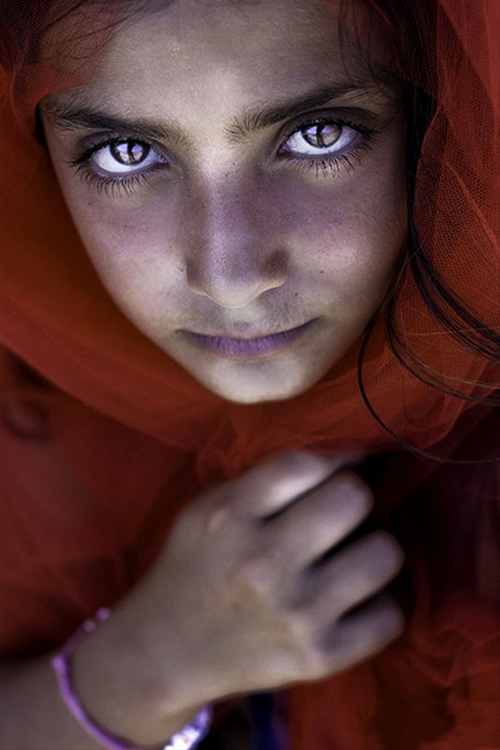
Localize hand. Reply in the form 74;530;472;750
112;452;404;711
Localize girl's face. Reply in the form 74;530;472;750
42;0;407;404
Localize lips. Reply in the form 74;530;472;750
183;319;317;360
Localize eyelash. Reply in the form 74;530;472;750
69;146;166;198
68;115;378;197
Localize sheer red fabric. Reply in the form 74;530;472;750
0;1;499;748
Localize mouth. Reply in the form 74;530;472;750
182;319;318;360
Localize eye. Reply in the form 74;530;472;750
281;120;361;158
90;139;167;175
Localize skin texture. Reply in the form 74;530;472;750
1;4;408;749
0;454;405;750
41;0;408;404
71;452;404;745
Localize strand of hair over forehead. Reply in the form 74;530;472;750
0;0;185;72
0;0;83;69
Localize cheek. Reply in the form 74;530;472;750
283;181;406;307
60;196;185;334
286;124;407;299
66;187;182;283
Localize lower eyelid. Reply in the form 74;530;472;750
74;164;162;197
291;139;375;179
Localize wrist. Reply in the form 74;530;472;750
59;608;210;749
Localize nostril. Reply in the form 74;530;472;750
185;248;288;307
264;249;289;287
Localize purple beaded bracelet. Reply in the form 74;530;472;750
51;607;212;750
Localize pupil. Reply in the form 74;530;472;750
303;124;341;148
111;142;148;165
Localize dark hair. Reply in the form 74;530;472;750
337;0;500;459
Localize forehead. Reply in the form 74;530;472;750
44;0;386;103
100;0;346;85
41;0;404;160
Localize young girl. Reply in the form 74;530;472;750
0;1;498;748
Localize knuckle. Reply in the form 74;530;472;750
204;496;238;535
286;605;315;643
284;606;350;680
302;642;332;679
232;554;276;599
317;626;366;679
273;605;328;677
289;626;331;678
267;451;340;489
335;471;374;518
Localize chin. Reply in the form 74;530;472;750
211;385;306;405
194;364;320;404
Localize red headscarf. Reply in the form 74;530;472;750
0;2;499;748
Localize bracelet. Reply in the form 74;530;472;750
51;607;212;750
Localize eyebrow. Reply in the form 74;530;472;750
43;81;386;145
43;100;190;147
226;82;383;141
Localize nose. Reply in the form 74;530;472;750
184;175;288;309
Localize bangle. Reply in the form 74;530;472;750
51;607;213;750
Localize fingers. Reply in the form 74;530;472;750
232;451;364;517
283;592;404;685
323;593;405;675
304;531;404;622
264;469;373;565
272;531;404;683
